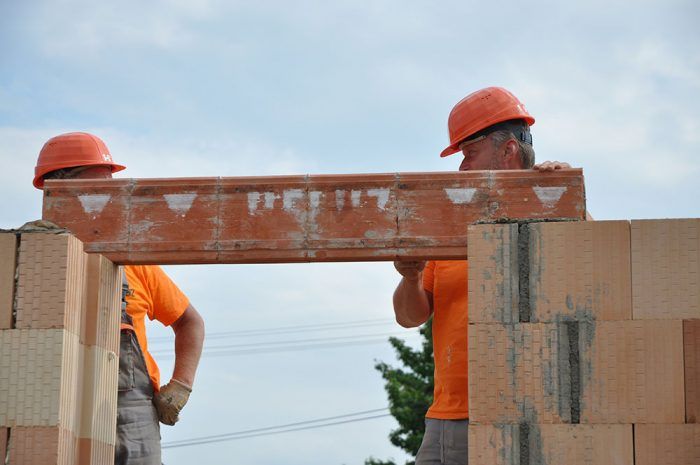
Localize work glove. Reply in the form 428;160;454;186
154;378;192;425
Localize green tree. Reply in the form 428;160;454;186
365;319;434;465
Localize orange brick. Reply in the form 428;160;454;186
0;427;7;462
528;221;631;322
7;426;77;465
580;320;685;423
468;224;519;323
78;345;118;446
0;329;67;426
686;320;700;423
631;219;700;319
468;323;573;424
82;254;120;352
634;424;700;465
15;234;86;334
0;234;17;330
78;436;114;465
469;424;633;465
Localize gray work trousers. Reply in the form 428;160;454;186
115;330;162;465
415;418;469;465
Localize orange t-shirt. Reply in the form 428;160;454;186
422;260;469;419
124;265;190;391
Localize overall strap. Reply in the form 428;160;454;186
121;268;135;331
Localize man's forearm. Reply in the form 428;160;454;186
393;277;432;328
171;305;205;387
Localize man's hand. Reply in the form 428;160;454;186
154;378;192;426
394;260;426;281
532;161;572;172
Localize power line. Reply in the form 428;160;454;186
152;334;420;359
162;408;390;449
149;329;418;356
149;317;396;343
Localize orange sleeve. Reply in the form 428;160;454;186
422;261;436;293
141;265;190;326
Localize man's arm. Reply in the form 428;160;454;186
170;304;205;386
154;304;205;426
392;261;433;328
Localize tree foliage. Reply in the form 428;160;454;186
365;319;434;465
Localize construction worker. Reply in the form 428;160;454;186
392;87;570;465
33;132;205;465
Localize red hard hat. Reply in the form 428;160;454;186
440;87;535;157
33;132;126;189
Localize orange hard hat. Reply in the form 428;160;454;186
33;132;126;189
440;87;535;157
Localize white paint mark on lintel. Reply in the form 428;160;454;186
367;188;390;211
335;190;345;211
533;186;567;208
164;193;197;215
264;192;277;209
247;192;261;214
444;188;477;204
78;194;111;215
351;190;361;208
283;189;305;211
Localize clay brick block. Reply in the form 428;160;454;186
15;233;86;334
0;234;17;329
468;224;519;323
686;320;700;423
79;346;118;445
631;219;700;319
78;436;114;465
0;329;85;431
7;426;77;465
469;424;633;465
82;255;120;353
528;221;631;322
580;320;685;423
634;424;700;465
0;427;7;462
468;323;573;424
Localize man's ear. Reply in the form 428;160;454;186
502;139;523;169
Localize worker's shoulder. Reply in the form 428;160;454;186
124;264;168;282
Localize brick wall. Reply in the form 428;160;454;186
0;232;120;465
468;218;700;464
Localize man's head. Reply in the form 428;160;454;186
33;132;126;189
440;87;536;171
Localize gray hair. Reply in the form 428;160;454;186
490;130;536;169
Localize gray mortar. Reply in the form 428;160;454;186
11;231;21;329
520;400;546;465
577;320;596;415
517;223;531;323
566;321;581;423
565;294;574;311
554;322;573;423
505;324;520;400
507;224;520;324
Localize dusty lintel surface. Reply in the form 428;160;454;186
42;169;585;264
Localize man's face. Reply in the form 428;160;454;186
458;134;502;171
458;133;524;171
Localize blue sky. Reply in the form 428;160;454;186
1;1;699;464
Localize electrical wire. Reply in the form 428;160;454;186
162;408;390;449
152;333;420;359
149;329;417;356
148;317;396;343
